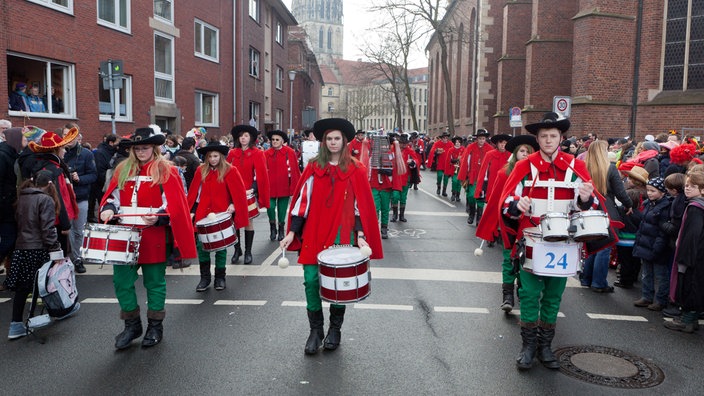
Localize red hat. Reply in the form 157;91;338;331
670;143;698;165
28;127;79;153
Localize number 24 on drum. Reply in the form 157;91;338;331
531;242;579;277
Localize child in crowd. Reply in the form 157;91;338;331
665;172;704;332
615;166;648;288
632;177;672;311
660;173;687;316
6;171;66;339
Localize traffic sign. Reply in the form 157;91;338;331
553;96;571;117
509;107;522;128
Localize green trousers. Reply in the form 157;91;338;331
372;188;391;224
196;238;227;269
391;186;409;206
518;269;567;324
113;263;167;313
303;264;345;312
451;174;461;193
502;248;516;284
436;171;449;187
267;197;290;223
465;184;485;208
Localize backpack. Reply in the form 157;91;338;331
35;258;79;318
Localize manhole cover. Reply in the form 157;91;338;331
555;345;665;389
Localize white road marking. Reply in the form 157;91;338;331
81;298;119;303
214;300;267;306
586;313;648;322
282;301;330;308
434;306;490;314
418;187;456;208
165;299;203;305
0;298;10;303
406;211;466;217
354;303;414;311
511;310;566;318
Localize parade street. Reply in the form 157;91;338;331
1;174;702;395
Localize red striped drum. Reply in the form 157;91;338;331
81;223;141;265
317;246;371;304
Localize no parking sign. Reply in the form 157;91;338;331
553;96;571;117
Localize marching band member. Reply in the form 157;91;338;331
348;129;368;160
369;134;406;239
474;134;512;236
226;125;270;264
391;133;421;222
188;141;249;292
280;118;383;355
100;127;197;349
458;129;493;224
264;130;301;241
444;136;465;202
476;135;538;313
426;131;453;196
497;113;597;370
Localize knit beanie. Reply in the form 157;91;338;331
4;127;24;153
647;176;667;193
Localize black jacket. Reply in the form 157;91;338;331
673;198;704;311
63;144;97;201
0;142;19;223
15;187;59;250
174;149;200;189
94;141;117;186
633;196;672;263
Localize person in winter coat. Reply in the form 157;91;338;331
0;128;26;272
89;134;118;223
458;129;494;224
426;132;453;195
665;171;704;332
264;130;301;241
444;136;465;202
632;176;672;311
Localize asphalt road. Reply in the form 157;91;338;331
1;171;702;395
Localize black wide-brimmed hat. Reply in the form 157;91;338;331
313;118;355;142
355;129;366;135
398;133;410;144
490;134;512;144
525;112;571;135
440;131;450;137
505;135;539;154
197;140;229;157
474;128;491;137
267;129;289;144
231;125;259;141
121;127;166;147
451;136;463;144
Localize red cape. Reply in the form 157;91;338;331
187;166;250;229
226;147;270;208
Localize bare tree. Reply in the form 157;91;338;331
347;84;383;128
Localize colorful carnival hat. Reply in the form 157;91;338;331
121;126;166;147
197;140;229;157
267;129;289;144
313;118;355;142
525;112;571;135
22;125;46;143
28;127;79;153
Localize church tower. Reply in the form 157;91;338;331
291;0;344;65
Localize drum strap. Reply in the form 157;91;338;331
530;162;579;212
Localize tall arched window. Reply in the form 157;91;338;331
318;27;324;48
327;28;333;49
664;0;704;90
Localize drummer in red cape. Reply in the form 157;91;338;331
279;118;383;355
473;133;512;238
188;141;249;292
264;130;301;242
100;127;197;350
226;125;270;264
496;112;607;371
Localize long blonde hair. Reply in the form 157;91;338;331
115;146;171;188
586;140;609;195
199;151;231;182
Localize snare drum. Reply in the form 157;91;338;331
195;212;238;252
317;246;371;304
247;192;259;219
522;226;580;277
81;223;141;265
570;210;609;242
540;212;570;242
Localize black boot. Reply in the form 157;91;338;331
381;224;388;239
305;309;325;355
476;206;484;225
269;221;277;241
277;222;286;241
231;229;242;264
399;205;407;222
244;230;254;264
390;205;398;222
214;267;226;290
441;183;448;197
436;184;441;195
501;283;514;313
516;323;538;370
324;306;346;350
467;205;476;225
196;262;211;292
142;310;165;348
115;309;142;350
537;323;560;369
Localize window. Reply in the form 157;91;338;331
318;28;324;48
664;0;704;90
7;52;75;117
154;33;174;101
99;75;132;122
249;47;260;77
276;67;284;90
195;91;218;126
195;20;219;62
327;28;332;50
249;0;259;21
153;0;172;23
249;102;260;128
27;0;73;14
327;87;333;96
275;109;283;130
276;20;284;44
97;0;130;32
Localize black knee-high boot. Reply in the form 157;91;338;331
214;267;226;290
305;309;325;355
537;322;560;369
231;229;242;264
115;308;142;350
390;205;398;222
324;306;346;350
196;262;211;292
244;230;255;264
269;221;277;241
399;205;407;222
516;323;538;370
142;310;164;348
277;222;286;241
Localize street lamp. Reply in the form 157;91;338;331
288;70;296;139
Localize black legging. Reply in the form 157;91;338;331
12;287;32;323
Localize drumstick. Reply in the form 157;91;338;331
112;213;169;217
278;247;289;268
474;240;485;256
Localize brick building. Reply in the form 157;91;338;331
1;0;322;146
426;0;704;141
